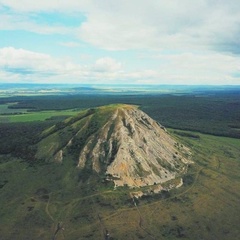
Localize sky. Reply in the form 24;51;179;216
0;0;240;85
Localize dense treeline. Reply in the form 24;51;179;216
0;91;239;161
2;91;240;138
140;94;240;138
0;121;56;162
4;95;129;110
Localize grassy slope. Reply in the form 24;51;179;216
35;104;127;162
0;130;240;240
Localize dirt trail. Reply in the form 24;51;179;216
45;193;54;222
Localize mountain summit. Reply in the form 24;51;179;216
36;104;191;188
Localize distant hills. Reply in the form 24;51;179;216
1;83;240;97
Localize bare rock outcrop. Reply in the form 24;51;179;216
36;104;191;189
76;105;191;188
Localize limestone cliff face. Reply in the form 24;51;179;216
76;105;191;187
36;104;191;188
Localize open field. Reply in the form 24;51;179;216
0;130;239;239
0;103;28;115
0;109;78;123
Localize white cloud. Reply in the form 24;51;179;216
77;0;240;52
123;52;240;85
1;1;240;53
0;47;125;83
94;57;122;72
59;42;81;48
1;47;49;68
0;12;74;35
2;47;238;85
0;47;83;83
0;1;240;85
0;0;90;12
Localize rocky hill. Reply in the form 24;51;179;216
36;104;192;188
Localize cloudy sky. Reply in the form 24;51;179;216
0;0;240;85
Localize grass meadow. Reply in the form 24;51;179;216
0;130;239;239
0;109;77;123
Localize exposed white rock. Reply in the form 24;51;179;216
77;105;191;188
54;150;63;163
37;104;191;189
176;178;183;188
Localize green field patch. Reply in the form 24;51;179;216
0;110;77;123
0;103;28;115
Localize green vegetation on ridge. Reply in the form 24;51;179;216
35;104;131;163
